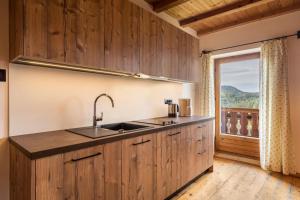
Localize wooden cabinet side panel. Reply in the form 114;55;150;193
10;145;35;200
9;0;24;61
65;0;105;67
208;120;215;167
35;154;64;200
104;141;122;200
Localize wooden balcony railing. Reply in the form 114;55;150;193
221;108;259;138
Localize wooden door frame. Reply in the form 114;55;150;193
214;53;260;159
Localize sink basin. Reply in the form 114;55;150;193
100;123;150;132
67;123;151;139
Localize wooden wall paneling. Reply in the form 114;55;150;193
65;0;105;68
105;0;140;73
9;0;24;61
10;144;35;200
63;145;104;199
35;154;64;199
122;134;156;200
103;141;122;200
140;9;160;76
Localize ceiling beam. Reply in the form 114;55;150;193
179;0;274;27
197;3;300;36
152;0;190;12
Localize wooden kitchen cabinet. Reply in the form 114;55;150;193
10;0;200;82
10;0;65;61
65;0;105;68
156;128;182;200
10;119;214;200
122;134;156;200
104;0;140;73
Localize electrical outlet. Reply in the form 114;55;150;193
0;69;6;82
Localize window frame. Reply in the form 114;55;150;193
214;52;260;158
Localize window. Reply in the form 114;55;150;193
215;53;260;158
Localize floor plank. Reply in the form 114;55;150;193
173;158;300;200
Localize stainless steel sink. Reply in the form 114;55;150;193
67;123;151;139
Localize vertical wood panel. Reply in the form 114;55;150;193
9;0;24;61
63;145;104;200
105;0;140;73
122;134;155;200
35;154;64;200
140;9;160;76
10;144;35;200
24;0;47;58
47;0;65;61
104;141;122;200
65;0;104;67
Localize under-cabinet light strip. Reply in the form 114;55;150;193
13;56;189;84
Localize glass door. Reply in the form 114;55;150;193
214;53;260;159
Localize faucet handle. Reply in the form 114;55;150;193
99;112;103;121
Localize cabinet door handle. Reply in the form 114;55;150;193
132;139;151;146
168;132;181;136
198;150;206;155
198;125;206;129
70;152;102;162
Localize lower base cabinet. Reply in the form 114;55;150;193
121;134;156;200
10;120;214;200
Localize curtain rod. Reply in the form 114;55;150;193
202;30;300;55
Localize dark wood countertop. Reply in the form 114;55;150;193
9;116;214;159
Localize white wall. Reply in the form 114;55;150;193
199;11;300;173
9;64;195;135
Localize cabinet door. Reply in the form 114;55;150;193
65;0;105;68
104;0;140;73
156;128;182;199
139;9;160;76
122;134;156;200
63;145;105;199
104;141;122;200
23;0;65;61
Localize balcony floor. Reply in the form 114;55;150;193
173;158;300;200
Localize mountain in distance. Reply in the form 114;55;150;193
221;85;259;109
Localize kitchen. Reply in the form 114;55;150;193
1;0;300;199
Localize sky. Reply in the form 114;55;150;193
220;58;260;93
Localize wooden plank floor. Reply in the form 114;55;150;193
173;158;300;200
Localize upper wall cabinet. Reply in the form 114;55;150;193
104;0;140;73
10;0;200;82
10;0;66;62
65;0;105;68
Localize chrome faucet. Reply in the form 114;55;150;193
93;93;114;127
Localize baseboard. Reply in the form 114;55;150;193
215;151;260;166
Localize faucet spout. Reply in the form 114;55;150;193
93;93;114;127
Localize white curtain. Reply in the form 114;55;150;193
198;53;215;117
260;39;296;175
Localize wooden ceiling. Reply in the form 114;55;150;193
145;0;300;35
